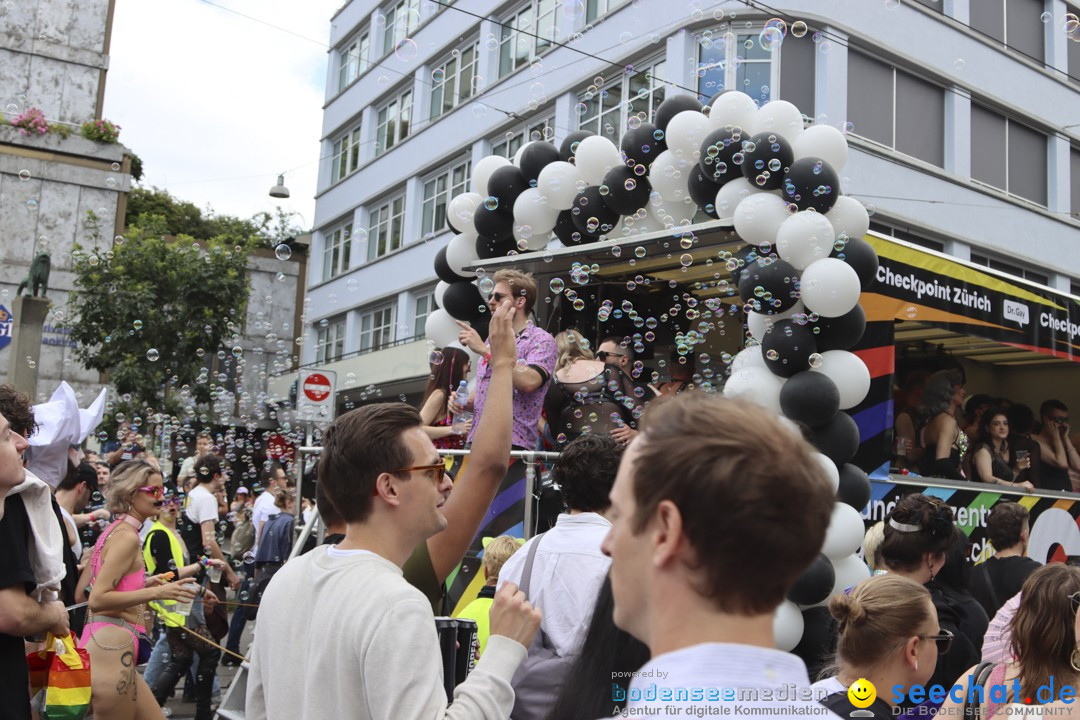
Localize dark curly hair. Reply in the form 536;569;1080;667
881;493;955;573
553;434;623;513
193;454;225;484
0;384;37;438
987;502;1030;551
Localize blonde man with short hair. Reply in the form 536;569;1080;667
455;536;524;656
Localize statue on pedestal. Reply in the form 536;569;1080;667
17;243;51;297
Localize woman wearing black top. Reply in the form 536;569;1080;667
967;408;1034;492
917;370;968;480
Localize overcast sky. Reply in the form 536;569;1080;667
105;0;343;229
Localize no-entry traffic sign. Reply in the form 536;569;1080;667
297;368;337;419
303;372;332;402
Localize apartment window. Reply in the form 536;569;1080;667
970;0;1044;62
414;288;436;338
430;41;479;120
360;304;396;352
586;0;629;23
970;104;1047;206
338;31;370;91
847;51;945;167
422;160;471;236
697;29;779;105
577;60;666;143
315;316;346;364
382;0;421;57
491;115;555;158
970;253;1050;286
498;0;557;78
1071;5;1080;87
368;194;406;260
375;88;413;156
322;223;353;282
331;124;362;183
1072;147;1080;221
869;222;945;253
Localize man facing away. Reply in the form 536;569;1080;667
970;502;1041;619
601;393;836;716
247;299;541;720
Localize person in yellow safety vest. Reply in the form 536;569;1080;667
453;535;524;656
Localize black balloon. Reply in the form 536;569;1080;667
475;234;514;259
793;606;836;680
687;166;723;218
780;371;840;426
602;166;652;215
814;305;866;352
434;246;469;284
781;157;841;214
472;312;490;341
833;236;879;289
761;320;818;378
486;165;529;209
518;142;560;185
621;122;666;167
698;128;745;186
553;209;596;246
736;257;801;314
788;554;836;606
473;204;514;243
571;186;621;236
559;131;594;163
654;94;703;133
441;281;486;321
837;463;871;510
811;412;860;465
741;131;795;191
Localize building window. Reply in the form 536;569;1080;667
1071;146;1080;221
338;31;370;91
422;160;471;237
1071;5;1080;87
430;41;479;120
360;304;396;352
368;194;407;261
382;0;421;57
585;0;629;23
577;60;665;143
315;316;346;364
847;51;945;167
414;288;436;338
970;104;1047;206
322;223;352;282
869;222;945;253
498;0;557;78
331;124;362;183
970;253;1049;286
491;115;555;158
697;28;779;106
969;0;1044;63
376;88;413;156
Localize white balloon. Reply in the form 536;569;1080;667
708;91;758;133
800;258;862;318
424;308;461;348
648;150;689;204
773;600;805;652
723;366;785;414
826;196;870;242
446;230;479;276
794;125;849;171
649;195;697;227
447;192;483;235
776;211;836;270
747;302;804;343
537;161;585;211
434;281;450;309
574;135;623;185
813;452;841;496
823;503;866;560
665;110;712;162
830;553;871;597
513;187;560;234
731;344;767;373
472;155;511;196
714;177;760;219
734;193;791;247
622;210;666;236
752;100;805;142
524;233;551;251
812;350;871;410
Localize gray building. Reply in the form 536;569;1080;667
275;0;1080;406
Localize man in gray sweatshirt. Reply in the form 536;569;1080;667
247;299;541;720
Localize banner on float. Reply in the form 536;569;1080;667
867;478;1080;565
860;235;1080;363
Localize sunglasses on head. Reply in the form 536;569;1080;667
1070;591;1080;614
137;485;164;499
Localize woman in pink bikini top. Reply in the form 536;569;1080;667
78;459;198;719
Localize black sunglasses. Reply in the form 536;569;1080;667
919;629;954;655
597;351;625;361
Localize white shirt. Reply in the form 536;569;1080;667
619;643;841;718
497;512;611;658
251;490;277;554
58;505;80;558
810;676;846;698
185;484;218;526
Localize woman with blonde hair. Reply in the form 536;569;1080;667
543;329;644;446
814;574;944;718
79;460;199;720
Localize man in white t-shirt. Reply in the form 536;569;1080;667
184;455;241;590
251;462;288;556
177;431;213;487
600;394;838;718
247;299;541;720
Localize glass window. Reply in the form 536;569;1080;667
376;88;413;156
970;0;1045;61
321;223;353;282
491;115;555;158
971;103;1047;206
382;0;421;57
331;124;362;183
368;194;407;260
577;60;665;144
1070;5;1080;87
1071;147;1080;221
430;41;479;120
315;316;346;364
778;33;815;118
970;253;1050;285
338;31;370;91
414;288;435;338
422;159;471;237
498;0;557;78
696;28;780;106
585;0;629;23
360;304;396;352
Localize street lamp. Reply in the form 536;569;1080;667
269;174;290;199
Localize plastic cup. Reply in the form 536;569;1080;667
895;437;908;457
174;599;193;616
208;565;222;583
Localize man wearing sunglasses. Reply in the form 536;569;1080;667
1035;400;1080;492
248;299;542;720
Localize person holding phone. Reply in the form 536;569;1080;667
1035;400;1080;493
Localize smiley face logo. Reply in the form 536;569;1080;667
848;678;876;708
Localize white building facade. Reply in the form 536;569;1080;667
289;0;1080;406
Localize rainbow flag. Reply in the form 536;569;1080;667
27;633;91;720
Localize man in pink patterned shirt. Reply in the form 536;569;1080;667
453;269;556;450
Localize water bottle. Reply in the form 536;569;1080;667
451;380;473;434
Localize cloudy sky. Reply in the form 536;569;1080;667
105;0;343;228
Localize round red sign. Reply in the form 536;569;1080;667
303;372;332;402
